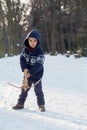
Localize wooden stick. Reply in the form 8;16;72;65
7;79;41;89
7;82;21;89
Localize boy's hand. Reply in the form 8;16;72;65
24;69;30;78
22;77;30;90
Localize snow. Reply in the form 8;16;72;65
0;54;87;130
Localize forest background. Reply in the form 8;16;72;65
0;0;87;57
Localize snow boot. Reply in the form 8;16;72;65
12;104;24;110
38;105;45;112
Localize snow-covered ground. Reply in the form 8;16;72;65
0;54;87;130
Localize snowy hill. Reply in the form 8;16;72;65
0;54;87;130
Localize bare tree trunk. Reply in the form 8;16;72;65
50;2;57;55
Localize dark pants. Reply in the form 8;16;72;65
17;80;45;106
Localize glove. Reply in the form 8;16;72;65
24;69;30;78
21;77;30;90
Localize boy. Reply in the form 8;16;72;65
12;30;45;112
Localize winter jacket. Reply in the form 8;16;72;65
20;30;45;80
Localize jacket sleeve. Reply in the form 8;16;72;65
20;48;27;72
29;55;45;76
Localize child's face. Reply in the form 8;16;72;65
28;37;38;48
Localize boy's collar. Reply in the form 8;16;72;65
29;46;34;52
